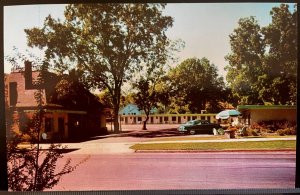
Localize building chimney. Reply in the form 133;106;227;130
24;60;33;89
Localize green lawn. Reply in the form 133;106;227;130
149;135;296;142
130;140;296;151
149;135;227;142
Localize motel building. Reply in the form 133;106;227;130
119;113;218;125
118;104;219;125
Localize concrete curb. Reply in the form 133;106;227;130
139;137;296;144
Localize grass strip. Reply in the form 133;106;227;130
130;140;296;151
149;135;226;142
150;135;296;142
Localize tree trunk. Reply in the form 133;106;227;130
113;111;119;133
112;87;121;133
142;115;149;130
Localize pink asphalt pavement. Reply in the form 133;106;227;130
50;152;296;191
40;125;296;191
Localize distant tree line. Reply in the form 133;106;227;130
122;3;297;120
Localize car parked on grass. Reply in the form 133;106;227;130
178;120;221;135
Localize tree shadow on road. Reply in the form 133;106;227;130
56;128;185;143
40;148;80;154
116;128;184;138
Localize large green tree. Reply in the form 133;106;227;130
261;4;297;105
155;78;174;114
225;16;265;105
25;3;173;132
225;4;297;105
168;58;227;113
132;78;157;130
131;45;175;129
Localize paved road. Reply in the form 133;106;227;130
50;151;296;191
41;127;296;191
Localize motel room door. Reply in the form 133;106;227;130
68;114;82;139
58;117;65;139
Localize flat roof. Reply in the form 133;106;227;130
237;105;296;110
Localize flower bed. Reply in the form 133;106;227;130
245;120;296;136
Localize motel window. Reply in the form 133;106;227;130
164;117;168;121
201;116;205;120
192;116;196;120
172;116;176;121
207;116;211;122
138;117;142;121
121;117;124;121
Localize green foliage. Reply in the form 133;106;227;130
133;79;157;114
97;89;113;109
167;57;228;113
225;4;297;105
132;78;157;130
25;3;174;132
154;79;173;113
217;128;225;135
225;16;265;105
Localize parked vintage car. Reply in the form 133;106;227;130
178;120;221;135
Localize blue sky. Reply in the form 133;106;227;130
4;3;296;78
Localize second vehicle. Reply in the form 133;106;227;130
178;120;221;135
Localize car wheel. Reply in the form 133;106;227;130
189;130;195;135
213;128;217;135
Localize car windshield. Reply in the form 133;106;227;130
186;120;200;125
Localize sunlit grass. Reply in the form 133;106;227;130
130;140;296;151
242;135;296;138
149;135;296;142
149;135;227;142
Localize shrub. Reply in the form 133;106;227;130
245;128;260;136
7;137;90;191
276;127;297;136
251;120;296;135
217;128;224;135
